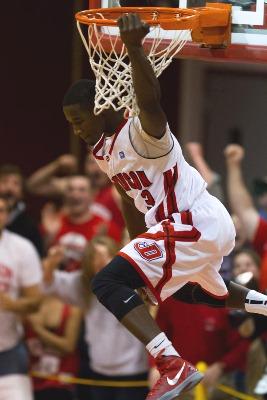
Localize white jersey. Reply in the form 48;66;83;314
0;230;42;352
93;117;207;228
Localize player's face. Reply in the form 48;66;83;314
233;252;259;281
65;176;92;217
0;199;9;231
0;174;23;209
63;104;105;147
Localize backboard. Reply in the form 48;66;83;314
88;0;267;62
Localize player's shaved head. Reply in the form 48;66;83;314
63;79;96;109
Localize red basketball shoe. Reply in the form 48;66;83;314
146;355;203;400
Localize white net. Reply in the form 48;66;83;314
77;17;191;115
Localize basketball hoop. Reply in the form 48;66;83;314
75;6;231;115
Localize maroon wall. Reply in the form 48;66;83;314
1;1;84;175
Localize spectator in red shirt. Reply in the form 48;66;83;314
47;175;121;271
27;152;125;237
225;144;267;292
25;295;82;400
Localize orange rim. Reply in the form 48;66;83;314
75;7;200;30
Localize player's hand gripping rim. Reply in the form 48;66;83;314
118;13;150;48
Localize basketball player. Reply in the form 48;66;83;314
63;14;267;400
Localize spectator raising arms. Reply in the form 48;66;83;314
225;144;267;292
28;153;125;237
0;164;44;255
186;142;224;203
0;195;43;400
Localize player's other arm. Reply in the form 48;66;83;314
115;184;147;240
118;14;167;139
224;144;259;241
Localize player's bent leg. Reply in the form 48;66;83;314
92;255;168;344
227;281;267;316
92;255;203;400
172;283;227;308
172;281;267;317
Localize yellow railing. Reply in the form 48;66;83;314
32;364;258;399
31;371;149;388
195;362;258;400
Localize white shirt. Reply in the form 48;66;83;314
0;230;42;352
45;271;148;376
93;117;207;228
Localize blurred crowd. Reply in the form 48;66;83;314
1;140;267;400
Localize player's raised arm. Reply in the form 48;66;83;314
118;14;167;139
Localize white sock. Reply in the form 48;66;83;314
245;290;267;315
146;332;180;358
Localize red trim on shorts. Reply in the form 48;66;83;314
188;281;229;299
187;211;193;226
166;164;179;217
121;215;201;300
180;211;189;225
135;220;200;298
155;164;179;222
155;203;165;223
138;226;201;242
109;119;127;155
118;251;162;304
92;134;105;160
155;221;176;295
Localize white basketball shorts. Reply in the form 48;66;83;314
119;191;235;303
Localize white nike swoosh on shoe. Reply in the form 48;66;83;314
123;294;135;303
167;362;186;386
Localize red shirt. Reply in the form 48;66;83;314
156;297;249;372
54;213;121;271
25;304;79;391
252;217;267;292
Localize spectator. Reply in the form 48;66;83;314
0;164;44;255
224;144;267;292
48;175;121;271
232;248;260;286
185;141;248;280
43;236;149;400
0;195;43;400
229;248;265;397
25;295;82;400
186;142;224;203
28;153;125;237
